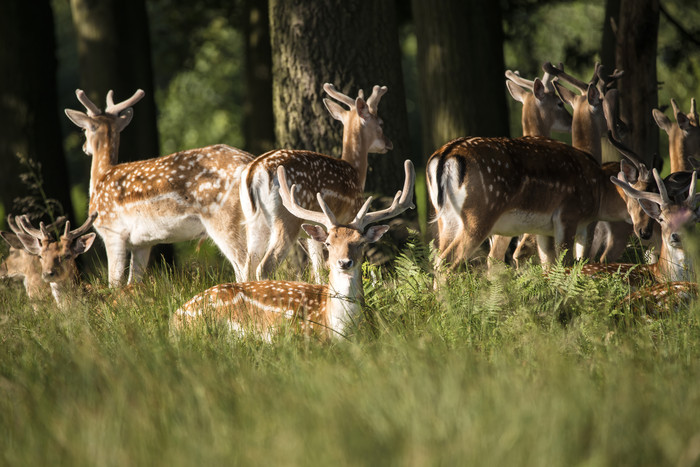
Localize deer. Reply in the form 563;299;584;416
239;83;393;283
64;89;254;286
12;213;98;307
172;160;415;340
653;98;700;173
587;170;699;316
489;66;573;269
0;215;66;300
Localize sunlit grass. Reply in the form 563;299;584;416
1;239;700;466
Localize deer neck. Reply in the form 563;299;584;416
521;98;548;137
599;172;632;223
340;130;370;190
89;127;120;198
325;267;363;337
48;263;80;307
571;105;603;163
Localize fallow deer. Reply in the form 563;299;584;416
13;214;98;307
172;160;415;340
0;215;66;300
64;90;254;286
489;66;573;269
239;83;393;282
653;98;700;173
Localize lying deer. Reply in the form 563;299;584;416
13;214;98;307
0;215;66;300
173;160;415;340
240;83;393;282
653;97;700;173
64;90;254;286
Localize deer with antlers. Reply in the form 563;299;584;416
586;170;699;315
653;98;700;173
239;83;393;283
0;216;66;300
172;160;415;340
64;90;254;286
11;214;98;307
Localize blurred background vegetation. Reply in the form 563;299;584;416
0;0;699;265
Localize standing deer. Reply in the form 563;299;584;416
489;66;573;269
653;98;700;173
0;215;66;300
240;83;393;282
173;160;415;340
64;89;254;286
13;214;98;307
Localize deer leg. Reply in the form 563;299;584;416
599;221;631;263
306;238;326;284
102;236;128;287
536;235;556;265
574;222;595;261
204;218;247;281
256;217;301;280
487;235;511;271
127;247;151;284
244;219;271;281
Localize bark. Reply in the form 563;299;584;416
0;0;75;226
600;0;621;72
243;0;275;155
615;0;660;169
268;0;410;194
412;0;510;158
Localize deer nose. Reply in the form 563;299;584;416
670;233;682;245
338;259;354;270
42;270;56;281
638;227;652;240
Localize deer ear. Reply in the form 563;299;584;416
364;225;390;243
355;97;371;120
638;199;662;221
64;109;95;130
302;224;328;243
676;112;691;131
115;108;134;132
0;231;24;250
323;98;347;123
620;160;639;184
505;80;528;104
652;109;672;133
15;233;41;256
586;83;601;106
532;78;546;100
71;233;97;256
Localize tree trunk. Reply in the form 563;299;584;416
615;0;660;169
0;0;75;227
69;0;160;162
268;0;410;195
412;0;510;158
243;0;275;155
600;0;621;72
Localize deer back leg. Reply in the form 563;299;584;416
127;247;151;284
256;215;303;280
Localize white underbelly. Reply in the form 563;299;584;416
99;213;205;247
491;209;554;237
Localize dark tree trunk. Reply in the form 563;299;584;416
412;0;510;158
243;0;275;155
615;0;660;169
0;0;75;227
268;0;410;195
69;0;160;162
600;0;621;72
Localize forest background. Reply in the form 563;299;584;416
1;0;699;268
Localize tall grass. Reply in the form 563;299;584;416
1;237;700;466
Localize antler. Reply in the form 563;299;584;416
323;83;356;108
543;62;590;95
105;89;145;116
611;168;670;208
350;159;415;231
16;215;53;241
75;89;102;116
691;98;698;125
61;212;98;242
366;85;388;115
607;130;645;171
277;166;338;230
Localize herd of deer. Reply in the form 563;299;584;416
1;61;699;339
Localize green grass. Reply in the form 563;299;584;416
1;238;700;466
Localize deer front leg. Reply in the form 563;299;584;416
256;217;301;280
306;238;326;284
536;235;556;265
127;247;151;284
574;222;595;261
487;235;512;272
102;235;129;287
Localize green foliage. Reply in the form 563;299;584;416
156;17;245;155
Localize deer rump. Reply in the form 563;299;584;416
428;136;603;240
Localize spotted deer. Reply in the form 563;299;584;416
64;89;254;286
0;215;66;300
240;83;393;282
489;66;573;269
172;160;415;340
653;98;700;173
13;214;98;307
587;170;699;315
